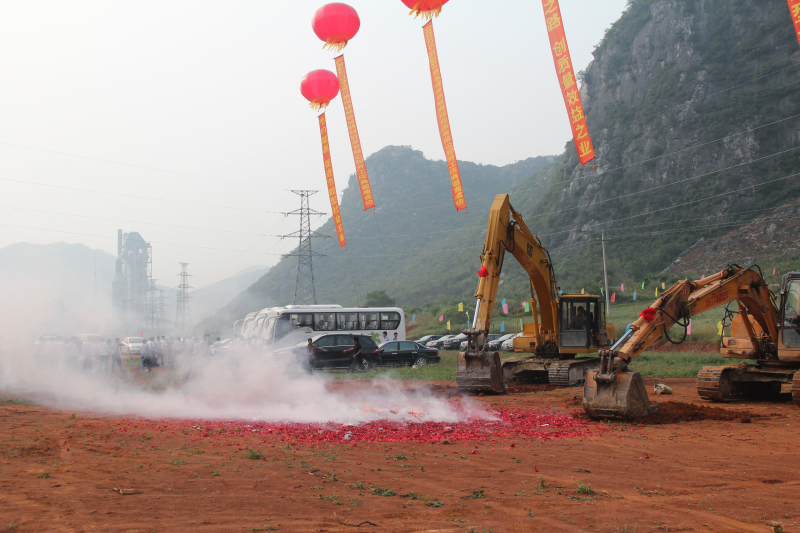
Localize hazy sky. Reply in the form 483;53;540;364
0;0;627;288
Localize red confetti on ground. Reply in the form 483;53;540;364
108;409;610;446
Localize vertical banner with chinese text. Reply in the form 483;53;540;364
318;113;346;248
423;21;467;212
541;0;596;165
788;0;800;48
334;55;375;211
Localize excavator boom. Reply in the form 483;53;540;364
456;194;560;392
583;266;779;419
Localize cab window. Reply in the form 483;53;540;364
783;280;800;348
314;336;337;347
400;341;417;350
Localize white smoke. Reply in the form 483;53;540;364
0;346;491;424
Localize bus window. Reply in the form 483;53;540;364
337;312;358;331
380;312;401;330
296;313;313;328
314;313;336;331
360;312;379;330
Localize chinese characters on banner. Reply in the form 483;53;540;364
541;0;596;165
334;55;375;210
422;21;467;212
318;113;346;248
788;0;800;47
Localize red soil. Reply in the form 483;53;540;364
0;376;798;532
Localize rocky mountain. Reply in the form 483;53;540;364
520;0;800;292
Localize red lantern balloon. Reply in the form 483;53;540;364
300;69;340;111
401;0;450;19
312;3;361;52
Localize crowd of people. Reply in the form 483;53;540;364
32;333;230;374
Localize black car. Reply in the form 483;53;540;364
377;341;441;367
416;334;444;346
289;333;380;371
442;333;468;350
486;333;515;351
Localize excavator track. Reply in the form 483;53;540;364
548;358;601;387
697;366;733;402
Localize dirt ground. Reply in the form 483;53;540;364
1;376;798;533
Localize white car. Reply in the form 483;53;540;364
120;336;144;355
501;332;522;352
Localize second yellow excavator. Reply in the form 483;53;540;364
456;194;617;393
583;265;800;419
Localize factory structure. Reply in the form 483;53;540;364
111;229;155;330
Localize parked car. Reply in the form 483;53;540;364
459;333;504;352
501;332;522;352
120;336;144;355
284;333;380;372
377;341;440;367
442;333;468;350
486;333;515;351
426;335;453;349
416;334;444;346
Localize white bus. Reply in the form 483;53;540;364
235;305;406;349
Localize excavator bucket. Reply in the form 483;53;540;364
457;351;506;393
583;370;657;420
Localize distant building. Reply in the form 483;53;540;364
112;229;151;328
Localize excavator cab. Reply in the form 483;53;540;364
557;296;615;353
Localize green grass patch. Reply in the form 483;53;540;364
629;351;729;378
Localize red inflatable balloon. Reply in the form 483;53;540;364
300;69;340;111
312;3;360;52
401;0;450;19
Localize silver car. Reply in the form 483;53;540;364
120;336;144;355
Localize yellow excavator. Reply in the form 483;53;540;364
583;265;800;419
456;194;617;393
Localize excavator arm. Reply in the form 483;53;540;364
456;194;560;392
583;266;779;419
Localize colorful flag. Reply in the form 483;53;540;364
439;315;443;322
625;323;631;333
412;314;415;324
524;301;530;312
500;320;505;333
621;283;624;293
558;289;562;295
717;321;723;336
458;302;463;312
519;318;523;331
446;320;451;330
502;302;508;315
641;281;645;289
687;319;692;335
501;298;506;306
581;288;585;294
788;0;800;48
661;282;665;289
701;274;705;280
633;290;637;301
318;113;346;248
611;293;616;303
774;267;777;275
655;288;659;297
600;287;603;296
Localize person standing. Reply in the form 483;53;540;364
97;338;110;373
305;338;327;373
109;338;124;374
344;336;364;374
140;339;151;372
392;332;399;341
212;337;223;356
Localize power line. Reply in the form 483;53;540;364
0;176;313;216
0;140;292;192
527;145;800;220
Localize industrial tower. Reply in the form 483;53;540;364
281;190;328;305
174;262;192;335
145;278;164;332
